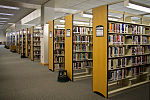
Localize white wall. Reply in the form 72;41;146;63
41;24;49;64
0;29;6;43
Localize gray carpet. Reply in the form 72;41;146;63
0;45;149;100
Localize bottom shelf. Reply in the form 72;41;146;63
73;67;93;81
108;80;150;95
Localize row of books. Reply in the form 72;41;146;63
73;61;93;69
108;66;146;82
73;44;93;51
34;37;40;41
129;25;145;34
55;29;65;36
132;56;150;65
108;47;125;57
73;26;93;35
108;35;124;45
131;46;144;55
34;43;40;46
132;36;148;44
109;23;145;34
55;44;64;49
54;57;64;63
73;35;93;42
55;37;65;42
34;48;40;51
108;58;127;70
108;69;125;81
54;64;64;70
73;53;92;61
109;23;128;33
54;50;64;55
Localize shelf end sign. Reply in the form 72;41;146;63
96;25;104;37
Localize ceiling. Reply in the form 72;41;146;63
1;0;150;31
0;0;49;30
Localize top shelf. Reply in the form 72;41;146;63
108;20;150;27
108;32;150;36
73;25;93;28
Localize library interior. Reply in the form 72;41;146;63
0;0;150;100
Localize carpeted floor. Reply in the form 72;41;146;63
0;45;149;100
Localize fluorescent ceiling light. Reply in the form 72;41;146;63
0;13;14;16
0;21;7;22
60;20;65;23
83;14;93;18
0;5;20;10
108;15;121;19
74;21;89;25
126;2;150;13
0;17;9;20
36;26;42;29
8;23;15;24
131;17;140;20
56;25;65;27
108;18;118;21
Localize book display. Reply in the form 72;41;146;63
31;26;41;61
49;17;65;71
28;29;31;58
25;28;31;58
21;29;26;57
65;10;93;81
16;31;20;53
93;5;150;98
10;33;17;52
54;18;65;70
108;21;150;93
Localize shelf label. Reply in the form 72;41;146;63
66;29;71;37
96;25;104;37
49;31;52;38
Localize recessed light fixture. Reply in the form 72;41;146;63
82;14;93;18
0;13;14;16
0;21;7;22
73;21;89;25
125;0;150;13
108;18;118;21
8;23;14;24
60;20;65;23
0;5;20;10
56;25;65;27
0;17;9;20
108;15;122;19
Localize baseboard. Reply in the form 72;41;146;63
40;62;49;66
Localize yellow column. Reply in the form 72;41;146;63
25;28;28;57
93;5;108;98
31;26;34;61
49;20;54;71
21;30;24;56
65;14;73;80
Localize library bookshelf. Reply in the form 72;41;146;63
108;21;150;95
65;11;93;81
10;33;16;52
25;28;28;57
21;29;26;58
49;17;65;71
93;5;150;98
16;31;19;53
18;31;21;54
28;29;31;58
31;26;41;61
